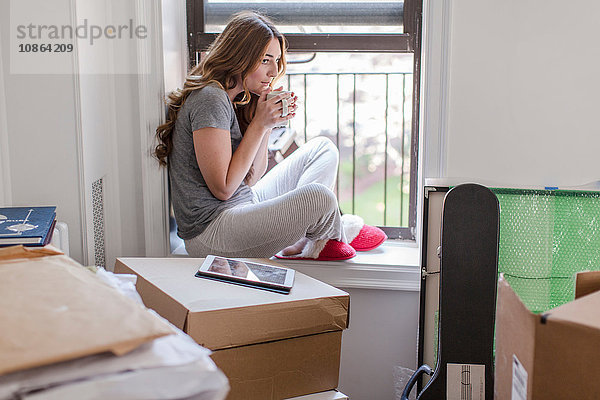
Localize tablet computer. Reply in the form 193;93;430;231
195;255;295;294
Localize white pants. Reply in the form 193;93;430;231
184;137;347;258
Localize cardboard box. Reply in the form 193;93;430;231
0;246;173;376
495;272;600;399
114;257;349;400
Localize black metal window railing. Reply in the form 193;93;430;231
283;71;414;239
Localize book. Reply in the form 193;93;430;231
0;206;57;247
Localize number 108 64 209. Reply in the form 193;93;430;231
18;43;73;53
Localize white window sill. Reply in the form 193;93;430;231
272;240;421;291
172;240;421;291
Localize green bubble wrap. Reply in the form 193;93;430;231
494;189;600;313
429;188;600;366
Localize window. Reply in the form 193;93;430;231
185;0;422;240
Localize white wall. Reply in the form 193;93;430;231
431;0;600;187
75;0;119;265
0;32;12;206
0;0;85;261
162;0;188;94
338;287;419;400
0;0;161;265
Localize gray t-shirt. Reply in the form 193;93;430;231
169;84;253;240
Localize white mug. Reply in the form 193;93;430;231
267;90;291;117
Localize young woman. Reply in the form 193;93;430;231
155;11;386;260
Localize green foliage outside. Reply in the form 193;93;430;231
339;172;410;227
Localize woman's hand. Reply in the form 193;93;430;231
251;86;298;131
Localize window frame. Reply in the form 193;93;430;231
185;0;422;240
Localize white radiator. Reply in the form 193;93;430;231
50;221;70;256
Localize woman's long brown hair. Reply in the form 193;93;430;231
154;11;287;167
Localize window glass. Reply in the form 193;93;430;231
282;53;413;227
204;1;404;35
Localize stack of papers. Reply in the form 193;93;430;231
0;246;229;400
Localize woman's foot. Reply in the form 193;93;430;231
341;214;387;251
276;238;356;261
280;237;309;256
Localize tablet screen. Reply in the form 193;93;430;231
201;256;294;290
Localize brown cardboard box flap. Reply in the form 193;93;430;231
496;273;600;399
0;254;174;375
186;295;349;349
114;259;190;330
495;275;537;400
533;315;600;399
542;289;600;331
0;244;63;261
575;270;600;299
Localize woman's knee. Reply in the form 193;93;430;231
308;136;339;155
307;136;338;159
297;183;338;214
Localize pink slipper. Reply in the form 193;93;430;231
341;214;387;251
275;239;356;261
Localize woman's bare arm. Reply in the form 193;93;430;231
193;123;268;201
193;90;295;200
246;133;270;186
